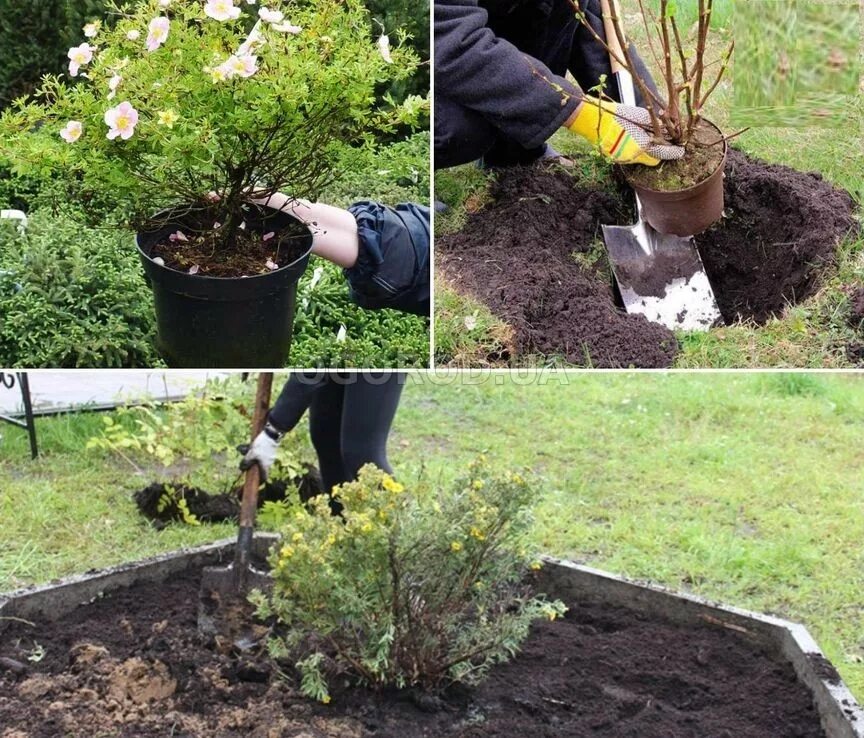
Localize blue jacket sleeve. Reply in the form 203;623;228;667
344;201;430;318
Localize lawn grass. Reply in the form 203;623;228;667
433;0;864;367
2;372;864;698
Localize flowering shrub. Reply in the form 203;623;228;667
0;0;423;252
253;461;567;702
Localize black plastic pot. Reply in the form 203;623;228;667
136;206;313;368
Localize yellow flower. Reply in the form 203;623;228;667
361;521;374;534
327;534;338;545
157;109;179;128
280;545;295;559
321;695;331;704
530;561;543;571
471;479;484;490
382;475;404;494
469;526;486;541
547;611;558;621
292;532;304;543
511;473;524;485
450;541;463;552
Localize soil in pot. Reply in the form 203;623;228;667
0;566;828;737
146;204;311;278
436;150;858;367
624;119;726;192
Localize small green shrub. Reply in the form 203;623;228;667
0;207;157;367
254;461;567;702
291;259;429;368
86;374;308;488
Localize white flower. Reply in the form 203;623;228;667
67;43;94;77
218;53;258;79
272;21;302;34
258;6;284;23
336;324;347;343
60;121;83;143
146;16;170;52
464;315;478;330
204;0;241;21
107;74;122;99
159;0;171;6
378;34;393;63
104;101;139;140
83;21;100;38
126;29;141;41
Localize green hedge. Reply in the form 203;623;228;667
0;1;108;109
0;207;160;368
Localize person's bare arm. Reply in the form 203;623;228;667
251;192;359;268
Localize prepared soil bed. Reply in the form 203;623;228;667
437;150;859;367
0;566;827;738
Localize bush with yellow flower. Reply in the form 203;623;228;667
252;460;567;703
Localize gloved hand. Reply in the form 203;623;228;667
238;421;284;481
567;96;685;166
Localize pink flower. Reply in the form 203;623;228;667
262;232;275;242
146;16;170;52
222;53;258;78
67;43;94;77
104;101;139;140
265;259;279;270
60;121;83;143
169;231;189;242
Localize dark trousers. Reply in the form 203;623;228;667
435;0;658;168
307;373;405;493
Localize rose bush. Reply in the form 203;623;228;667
0;0;423;256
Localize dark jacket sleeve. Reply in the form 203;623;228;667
435;0;582;149
267;372;328;433
344;201;430;318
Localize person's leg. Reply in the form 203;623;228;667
339;372;405;481
435;95;501;169
479;0;579;166
307;377;349;493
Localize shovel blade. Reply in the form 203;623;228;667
602;223;722;331
198;563;273;641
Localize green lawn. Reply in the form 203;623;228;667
434;0;864;368
2;371;863;698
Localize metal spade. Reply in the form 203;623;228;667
599;0;721;331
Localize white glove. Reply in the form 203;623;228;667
238;422;283;481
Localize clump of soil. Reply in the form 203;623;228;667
625;119;726;191
437;150;859;365
846;285;864;329
437;167;679;368
699;149;858;324
145;205;311;278
0;567;829;737
134;466;324;528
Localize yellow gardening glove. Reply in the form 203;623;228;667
567;95;685;166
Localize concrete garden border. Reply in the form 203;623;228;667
1;538;861;737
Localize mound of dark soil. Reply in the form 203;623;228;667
438;167;678;368
700;150;858;324
437;151;859;366
0;567;828;737
134;466;324;528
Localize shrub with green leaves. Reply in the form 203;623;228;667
86;374;308;489
254;461;567;702
0;0;422;254
0;207;158;367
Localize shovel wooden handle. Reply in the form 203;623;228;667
600;0;627;75
235;372;273;566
